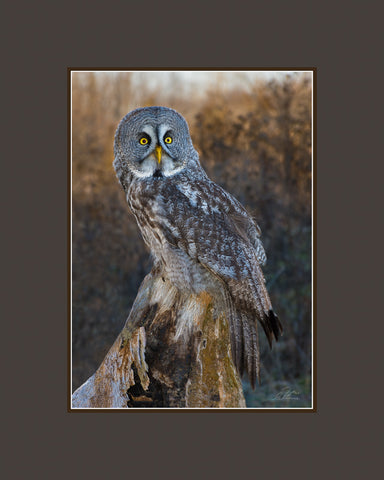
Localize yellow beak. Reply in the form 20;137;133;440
155;145;162;164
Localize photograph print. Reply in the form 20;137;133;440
70;69;314;410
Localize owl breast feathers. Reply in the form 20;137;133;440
113;106;282;387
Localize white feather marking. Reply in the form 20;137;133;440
176;183;197;206
162;164;186;177
174;294;205;341
142;125;156;140
150;277;178;314
187;242;197;257
158;124;171;143
130;157;158;178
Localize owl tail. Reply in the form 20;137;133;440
260;309;283;349
226;295;282;389
242;313;260;389
226;298;260;388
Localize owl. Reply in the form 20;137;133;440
113;106;282;387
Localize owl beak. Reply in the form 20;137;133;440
155;145;162;164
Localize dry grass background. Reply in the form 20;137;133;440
71;71;312;407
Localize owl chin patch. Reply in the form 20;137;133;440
153;169;163;178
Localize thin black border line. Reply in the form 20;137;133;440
67;67;72;413
69;67;316;72
68;67;317;413
312;68;317;413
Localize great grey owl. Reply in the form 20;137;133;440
113;106;282;387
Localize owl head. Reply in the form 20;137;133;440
113;106;201;186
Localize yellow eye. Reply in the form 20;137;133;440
139;137;149;145
164;136;172;144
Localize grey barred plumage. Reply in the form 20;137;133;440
113;106;282;387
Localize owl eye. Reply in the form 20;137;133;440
139;136;149;145
164;136;173;144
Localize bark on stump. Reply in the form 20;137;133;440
72;270;246;408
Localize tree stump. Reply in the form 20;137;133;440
72;269;246;408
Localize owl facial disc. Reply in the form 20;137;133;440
114;106;199;182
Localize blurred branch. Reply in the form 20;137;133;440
267;266;286;290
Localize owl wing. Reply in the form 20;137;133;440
167;179;282;386
210;182;268;266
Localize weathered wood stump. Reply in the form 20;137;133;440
72;269;246;408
